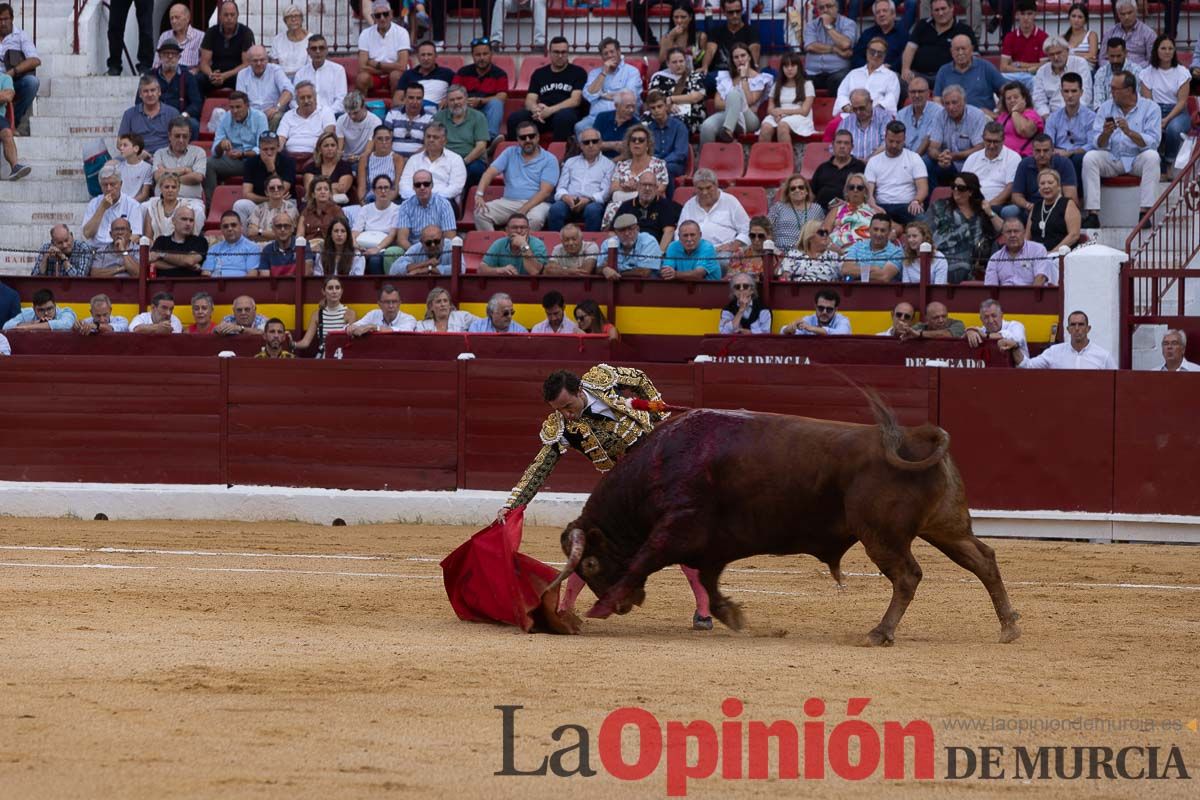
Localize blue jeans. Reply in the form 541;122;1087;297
546;199;605;232
1159;102;1192;169
11;73;38;126
481;98;503;139
465;158;487;190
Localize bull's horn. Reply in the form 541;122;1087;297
546;528;585;593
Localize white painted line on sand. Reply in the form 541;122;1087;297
0;561;440;580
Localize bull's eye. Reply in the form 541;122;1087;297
581;556;601;577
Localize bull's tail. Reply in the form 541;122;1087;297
864;388;951;472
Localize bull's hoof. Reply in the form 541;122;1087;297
713;601;745;632
864;628;895;647
999;621;1022;644
692;612;713;631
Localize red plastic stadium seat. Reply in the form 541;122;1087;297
206;185;243;231
1100;175;1141;187
929;186;952;206
800;142;830;180
333;56;359;90
462;230;506;272
694;142;745;183
538;232;561;253
438;55;464;72
573;56;603;74
459;185;503;232
727;186;769;218
198;97;229;141
492;55;517;84
516;56;550;93
811;96;837;134
672;186;696;205
741;142;795;187
547;141;567;161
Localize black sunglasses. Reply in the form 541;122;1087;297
732;283;754;290
423;238;443;247
518;133;539;141
372;11;390;19
748;233;767;240
817;305;837;312
846;184;865;191
412;181;433;188
895;311;913;320
580;138;600;145
816;229;829;236
952;183;968;190
629;136;648;143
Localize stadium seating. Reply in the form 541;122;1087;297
727;186;769;218
462;230;506;272
206;185;243;231
800;142;830;180
741;142;795;187
458;185;503;232
516;56;551;92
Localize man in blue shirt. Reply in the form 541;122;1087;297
393;225;454;276
934;35;1007;111
0;279;21;328
1045;72;1095;204
2;288;78;332
1010;134;1079;217
204;90;268;201
593;90;639;159
395;170;457;249
468;292;529;333
643;91;689;194
1081;70;1161;230
204;211;260;276
896;77;945;159
475;120;559;231
602;214;662;278
780;289;853;335
842;213;904;282
662;221;722;280
576;38;643;135
851;0;912;72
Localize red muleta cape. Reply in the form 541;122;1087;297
440;506;563;632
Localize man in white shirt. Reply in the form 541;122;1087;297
397;123;466;201
355;0;410;98
349;284;417;335
865;121;928;224
962;122;1022;219
1009;310;1116;369
130;292;183;334
964;298;1028;360
81;164;144;248
235;45;294;129
292;35;346;116
676;168;750;252
1032;37;1093;117
276;81;336;157
546;129;614;233
1159;329;1199;371
530;290;579;334
836;36;901;113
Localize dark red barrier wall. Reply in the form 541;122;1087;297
1112;372;1200;515
225;360;459;490
0;357;223;484
937;370;1115;512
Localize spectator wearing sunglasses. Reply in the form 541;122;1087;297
452;37;509;141
835;88;894;162
780;288;852;336
204;211;260;277
837;36;901;115
468;292;529;333
395;169;456;250
778;220;844;283
878;301;917;337
355;1;411;98
292;35;347;115
475;120;559;232
546;128;614;233
394;225;454;276
719;272;771;335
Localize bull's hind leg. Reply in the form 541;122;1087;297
921;527;1022;643
697;566;745;631
858;536;923;647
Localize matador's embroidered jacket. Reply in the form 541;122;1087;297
504;364;671;510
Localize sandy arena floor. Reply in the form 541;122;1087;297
0;517;1197;799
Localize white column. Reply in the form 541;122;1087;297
1063;244;1124;360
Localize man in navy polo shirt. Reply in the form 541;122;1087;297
934;34;1007;111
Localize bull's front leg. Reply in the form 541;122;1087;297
697;565;745;632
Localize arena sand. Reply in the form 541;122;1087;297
0;518;1196;799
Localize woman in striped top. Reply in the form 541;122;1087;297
295;276;358;358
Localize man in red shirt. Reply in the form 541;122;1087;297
451;37;508;142
999;0;1046;91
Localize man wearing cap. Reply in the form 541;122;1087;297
144;40;201;138
204;91;268;202
356;1;411;98
602;214;662;279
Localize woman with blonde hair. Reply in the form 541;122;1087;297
142;173;205;239
778;219;843;282
303;131;354;200
416;287;479;332
899;221;950;284
1025;168;1080;253
822;172;874;252
602;124;668;229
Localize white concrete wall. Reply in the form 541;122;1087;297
1063;244;1124;359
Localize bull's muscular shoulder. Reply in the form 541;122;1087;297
539;413;566;447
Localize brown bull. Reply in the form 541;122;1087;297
548;395;1022;645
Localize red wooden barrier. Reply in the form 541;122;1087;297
225;359;459;491
0;356;223;484
4;330;264;357
697;335;1013;368
937;369;1116;512
322;331;615;360
1112;372;1200;516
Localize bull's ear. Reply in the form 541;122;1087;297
585;527;607;552
581;556;601;577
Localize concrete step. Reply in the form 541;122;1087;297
30;116;120;138
12;136;108;160
0;179;92;203
46;75;141;98
36;96;138;117
36;54;96;78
